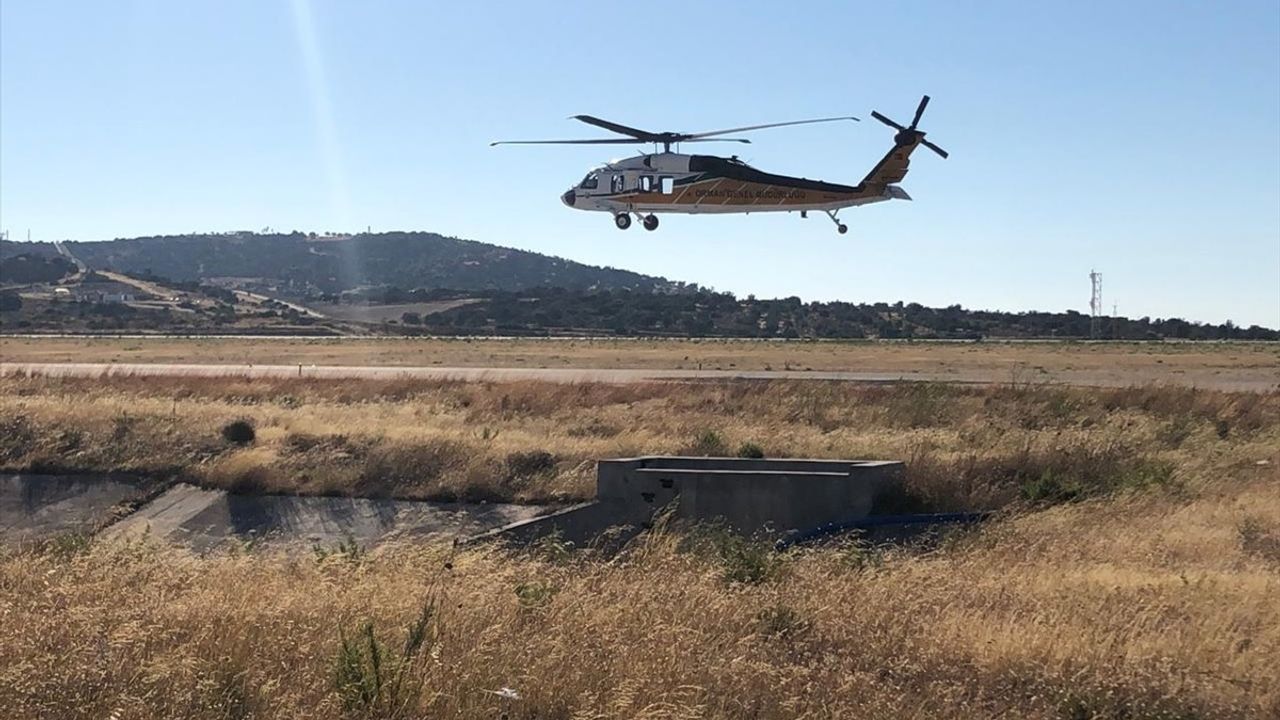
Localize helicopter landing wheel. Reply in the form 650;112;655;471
642;214;659;231
614;214;632;230
837;223;848;235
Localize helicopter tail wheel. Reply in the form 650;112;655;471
614;213;632;230
824;209;847;235
642;214;659;231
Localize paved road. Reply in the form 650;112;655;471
3;361;1276;390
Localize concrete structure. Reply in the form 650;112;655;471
1;475;547;550
470;456;904;547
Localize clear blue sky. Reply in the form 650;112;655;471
2;1;1278;327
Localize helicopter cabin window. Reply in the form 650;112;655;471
580;172;599;189
660;176;674;194
639;175;654;193
610;174;625;193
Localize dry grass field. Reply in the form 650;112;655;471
2;374;1279;717
4;336;1279;390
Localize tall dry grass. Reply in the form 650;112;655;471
2;375;1278;510
1;477;1278;718
2;375;1280;716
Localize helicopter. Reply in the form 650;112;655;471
491;95;947;233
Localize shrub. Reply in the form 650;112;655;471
530;529;574;564
358;439;466;496
713;531;778;585
686;428;728;456
736;442;765;459
43;531;92;560
313;533;365;565
756;604;809;639
0;413;36;463
223;466;273;495
885;382;954;429
505;450;556;479
1019;457;1173;505
1239;518;1280;564
221;419;256;445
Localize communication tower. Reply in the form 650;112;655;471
1089;270;1103;339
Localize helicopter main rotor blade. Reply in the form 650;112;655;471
682;116;859;140
870;111;905;131
490;137;752;147
910;95;930;129
570;115;659;141
489;138;651;146
921;138;949;159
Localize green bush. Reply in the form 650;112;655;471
736;442;765;459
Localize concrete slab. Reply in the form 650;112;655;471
0;474;150;542
103;483;547;551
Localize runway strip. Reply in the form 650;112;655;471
2;362;910;384
3;361;1277;390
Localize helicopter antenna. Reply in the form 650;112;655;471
492;114;859;153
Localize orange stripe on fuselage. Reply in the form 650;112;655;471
610;177;860;207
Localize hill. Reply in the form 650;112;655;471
1;232;682;295
2;233;1273;340
400;287;1277;341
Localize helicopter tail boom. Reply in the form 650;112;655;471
859;95;947;190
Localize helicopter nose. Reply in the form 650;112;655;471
561;190;576;207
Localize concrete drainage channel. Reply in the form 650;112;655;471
1;474;547;551
4;458;986;551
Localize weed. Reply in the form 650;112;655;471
514;580;557;610
1020;458;1173;505
1238;518;1280;564
885;382;954;429
1157;415;1197;448
755;603;809;640
0;413;35;463
43;531;92;560
530;529;575;565
314;533;365;564
333;598;437;717
686;428;728;456
839;532;883;572
358;439;466;496
736;441;765;459
712;531;779;585
1215;418;1231;439
505;450;556;479
112;413;136;442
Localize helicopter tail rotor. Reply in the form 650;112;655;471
870;95;948;159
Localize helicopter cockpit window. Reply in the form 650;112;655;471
611;174;625;193
639;175;653;193
580;172;599;189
